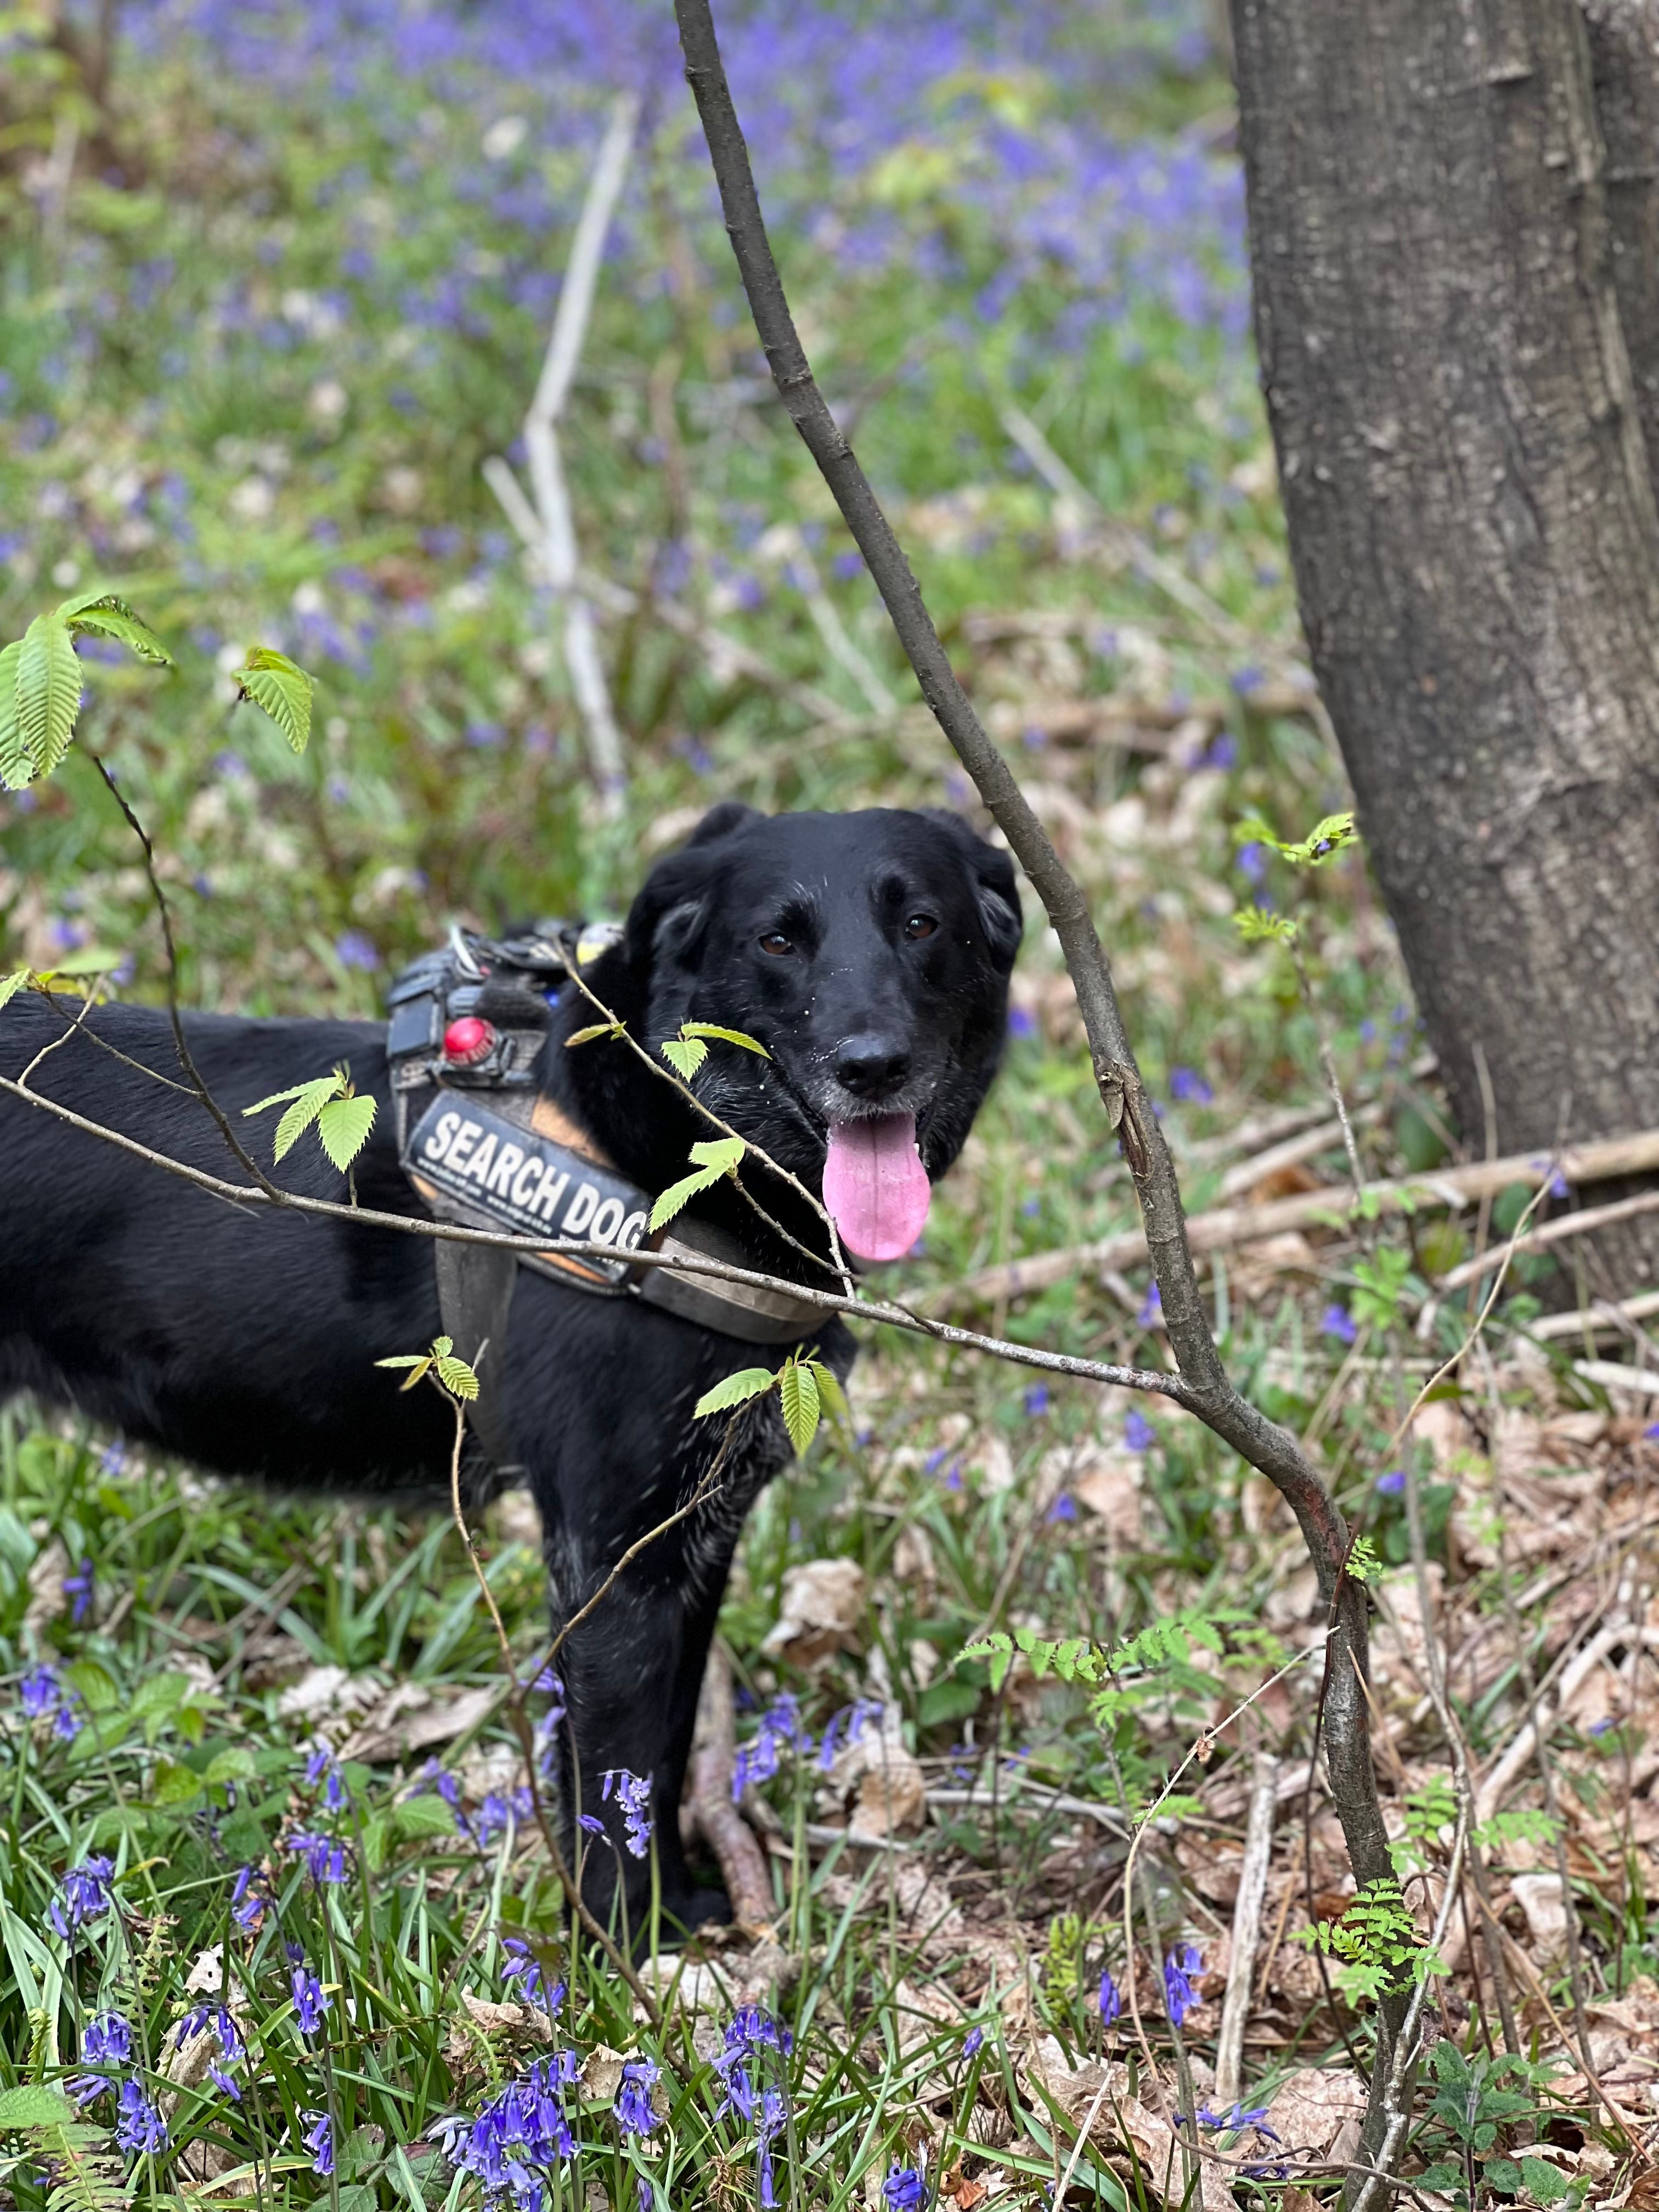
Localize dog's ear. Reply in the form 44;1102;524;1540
922;809;1023;970
685;800;763;849
625;844;720;971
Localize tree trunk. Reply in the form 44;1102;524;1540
1229;0;1659;1289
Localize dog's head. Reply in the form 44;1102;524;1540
619;802;1021;1260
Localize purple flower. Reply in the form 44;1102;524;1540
1099;1968;1123;2025
82;2012;131;2064
20;1664;80;1738
63;1559;93;1624
436;2058;578;2191
1124;1409;1154;1452
286;1830;347;1884
1169;1066;1214;1106
302;2111;334;2177
303;1740;333;1787
733;1694;812;1797
1645;1421;1659;1442
1006;1004;1038;1040
333;929;380;972
600;1768;654;1859
1375;1470;1407;1497
1047;1493;1077;1522
883;2166;928;2210
115;2080;167;2154
290;1965;330;2039
1236;841;1269;884
501;1936;565;2012
1024;1383;1051;1417
1164;1945;1203;2027
230;1865;269;1932
208;2062;242;2102
1136;1282;1163;1329
1197;2102;1277;2138
48;1855;115;1938
1322;1304;1358;1345
963;2025;985;2059
614;2058;659;2138
816;1699;881;1773
577;1812;605;1836
417;1758;462;1808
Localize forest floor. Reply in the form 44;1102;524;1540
1;1;1657;2206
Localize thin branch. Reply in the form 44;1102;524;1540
670;2;1408;2175
511;92;639;809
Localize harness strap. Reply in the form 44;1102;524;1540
432;1237;524;1480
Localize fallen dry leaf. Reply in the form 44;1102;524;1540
275;1664;379;1722
23;1537;69;1633
1510;1872;1570;1965
1022;2040;1232;2212
1266;2067;1367;2162
341;1681;500;1762
761;1558;866;1667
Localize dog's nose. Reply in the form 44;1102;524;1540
835;1032;912;1098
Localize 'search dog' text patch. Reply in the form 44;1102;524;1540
408;1096;650;1283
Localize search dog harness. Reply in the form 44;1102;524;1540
386;923;825;1476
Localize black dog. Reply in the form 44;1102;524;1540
0;802;1020;1929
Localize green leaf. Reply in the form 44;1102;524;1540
43;946;125;979
1233;907;1299;944
0;968;31;1013
565;1021;624;1048
680;1023;771;1058
272;1087;333;1161
0;639;26;789
58;592;173;667
0;2085;80;2129
661;1035;708;1080
648;1136;745;1231
778;1359;821;1455
233;646;315;753
690;1137;746;1174
1519;2158;1570;2203
16;611;82;779
149;1759;204;1807
918;1677;983;1728
62;1662;118;1714
807;1360;849;1428
960;1632;1015;1692
394;1793;462;1841
316;1092;377;1173
693;1365;778;1420
202;1747;258;1785
434;1353;479;1402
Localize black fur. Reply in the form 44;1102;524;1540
0;805;1019;1930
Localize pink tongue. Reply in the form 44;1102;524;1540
822;1115;932;1262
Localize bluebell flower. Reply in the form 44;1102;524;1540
1047;1494;1077;1522
1099;1968;1123;2025
1195;2102;1277;2138
334;930;380;972
1136;1282;1162;1329
20;1665;80;1740
883;2165;927;2209
302;2111;334;2177
1169;1066;1214;1105
1164;1945;1203;2027
417;1758;462;1808
817;1697;883;1773
1375;1470;1407;1497
501;1936;565;2012
1645;1421;1659;1442
1236;841;1269;884
208;2061;242;2102
614;2058;660;2137
286;1830;347;1884
303;1740;333;1787
63;1559;93;1625
1006;1004;1037;1040
82;2013;131;2064
963;2026;984;2058
290;1964;330;2039
1322;1304;1358;1345
66;2073;111;2105
230;1865;269;1933
115;2080;167;2154
733;1694;812;1797
1124;1409;1154;1452
757;2084;787;2207
48;1855;115;1938
435;2059;576;2198
600;1769;653;1859
1024;1383;1051;1417
577;1812;605;1836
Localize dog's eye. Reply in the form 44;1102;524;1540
758;930;794;957
904;913;938;941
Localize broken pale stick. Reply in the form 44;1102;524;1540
686;1640;776;1934
942;1126;1659;1313
1212;1750;1278;2109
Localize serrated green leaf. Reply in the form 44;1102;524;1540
44;946;124;979
693;1365;778;1420
649;1166;721;1232
689;1136;745;1173
0;640;25;789
16;612;81;778
435;1353;479;1402
680;1023;771;1058
0;968;31;1013
806;1360;849;1426
0;2085;80;2129
273;1088;331;1161
778;1359;820;1455
395;1792;462;1841
317;1092;377;1172
59;592;173;667
661;1036;708;1080
565;1022;624;1048
360;1812;391;1872
233;646;314;753
202;1747;258;1785
1519;2158;1570;2203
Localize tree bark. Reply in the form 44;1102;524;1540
1229;0;1659;1288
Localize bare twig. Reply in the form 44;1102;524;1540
1212;1750;1278;2107
490;93;639;809
686;1640;775;1932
